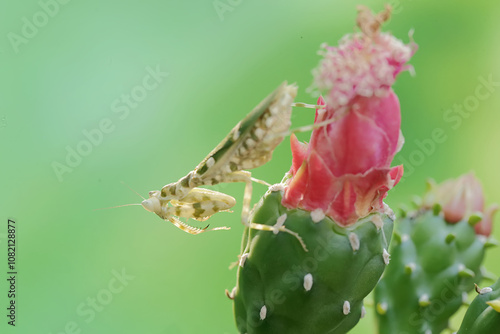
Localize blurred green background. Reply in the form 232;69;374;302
1;0;500;333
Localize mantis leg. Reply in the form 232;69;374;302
291;102;325;109
225;171;307;251
250;177;271;187
272;116;337;140
267;102;337;140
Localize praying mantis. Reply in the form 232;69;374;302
140;82;328;250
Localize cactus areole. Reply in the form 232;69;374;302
231;6;416;334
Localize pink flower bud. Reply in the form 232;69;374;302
282;7;414;226
475;204;499;237
423;173;498;236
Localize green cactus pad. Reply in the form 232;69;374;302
374;209;490;334
231;189;393;334
457;278;500;333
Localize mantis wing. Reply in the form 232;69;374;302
193;82;297;184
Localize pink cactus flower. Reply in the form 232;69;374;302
423;172;498;236
282;6;415;226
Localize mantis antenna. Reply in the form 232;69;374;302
95;181;145;211
120;181;146;200
94;203;142;211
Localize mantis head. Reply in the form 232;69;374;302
141;190;162;214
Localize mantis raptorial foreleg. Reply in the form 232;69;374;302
168;215;229;235
142;188;235;234
169;188;236;221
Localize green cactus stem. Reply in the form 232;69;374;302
230;189;393;334
374;208;493;334
457;278;500;333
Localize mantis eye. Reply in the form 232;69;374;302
141;197;160;213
